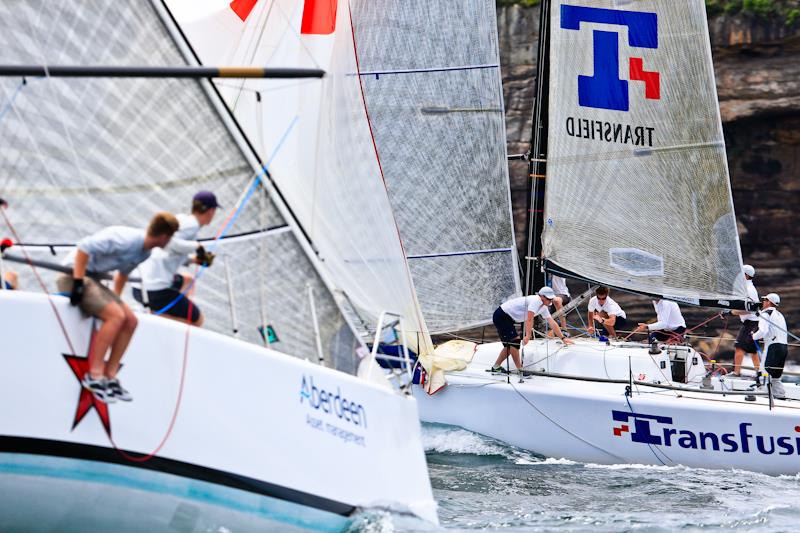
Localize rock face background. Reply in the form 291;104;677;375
496;5;799;360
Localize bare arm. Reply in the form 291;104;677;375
73;249;89;279
522;311;534;343
113;272;128;296
587;310;595;333
546;317;573;344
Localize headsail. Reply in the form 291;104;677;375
0;0;362;372
349;0;520;333
543;0;747;307
164;0;436;354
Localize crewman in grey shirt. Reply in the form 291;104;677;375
57;212;179;403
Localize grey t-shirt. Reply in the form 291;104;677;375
63;226;150;276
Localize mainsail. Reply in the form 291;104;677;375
0;0;362;372
349;0;520;333
542;0;747;307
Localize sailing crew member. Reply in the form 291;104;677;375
752;293;789;399
731;264;760;377
550;274;571;334
57;212;180;403
633;299;686;343
132;191;219;326
586;286;627;339
490;287;573;373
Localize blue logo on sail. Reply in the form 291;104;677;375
561;5;660;111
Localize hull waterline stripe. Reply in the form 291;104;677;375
0;436;356;516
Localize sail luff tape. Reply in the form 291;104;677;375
0;65;325;79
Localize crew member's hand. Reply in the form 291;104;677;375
587;325;595;335
635;323;647;332
522;335;530;346
195;245;216;267
562;337;574;345
70;278;85;306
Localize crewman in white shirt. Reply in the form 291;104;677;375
490;287;574;373
586;286;627;339
752;293;789;398
633;299;686;343
132;191;219;326
550;274;571;333
731;264;760;376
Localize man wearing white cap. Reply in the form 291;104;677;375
491;287;573;373
732;264;760;376
752;293;788;399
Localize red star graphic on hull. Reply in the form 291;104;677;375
63;354;111;437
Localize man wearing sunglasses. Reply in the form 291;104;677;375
587;286;627;339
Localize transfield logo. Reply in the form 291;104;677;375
612;410;800;456
561;5;660;111
300;375;367;428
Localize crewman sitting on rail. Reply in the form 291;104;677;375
57;212;179;403
731;264;760;377
752;293;789;399
586;286;627;339
132;191;219;326
633;298;686;343
550;274;571;335
490;287;574;373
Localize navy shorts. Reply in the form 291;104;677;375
132;275;200;323
734;320;759;353
600;315;627;335
493;307;520;346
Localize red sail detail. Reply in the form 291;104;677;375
230;0;259;22
301;0;337;35
629;57;661;100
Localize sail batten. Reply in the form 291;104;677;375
543;0;747;306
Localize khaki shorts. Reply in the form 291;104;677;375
56;275;123;316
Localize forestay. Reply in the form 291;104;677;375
164;0;435;354
0;0;361;372
543;0;746;306
349;0;520;333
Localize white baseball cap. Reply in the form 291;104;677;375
763;293;780;306
743;264;755;277
538;286;556;300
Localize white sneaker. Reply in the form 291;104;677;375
106;378;132;402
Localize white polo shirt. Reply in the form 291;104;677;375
135;213;201;291
740;279;759;323
648;300;686;331
753;308;787;350
588;295;626;319
501;295;552;323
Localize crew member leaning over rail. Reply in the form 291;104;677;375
57;213;179;404
633;298;687;343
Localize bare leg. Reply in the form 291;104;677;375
750;352;761;375
606;315;618;338
105;303;137;379
90;303;125;378
493;344;522;369
733;347;745;374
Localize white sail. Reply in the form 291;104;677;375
0;0;363;371
543;0;746;306
164;0;435;353
349;0;520;333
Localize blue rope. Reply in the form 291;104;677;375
151;116;299;316
0;79;27;124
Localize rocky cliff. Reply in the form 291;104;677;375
496;4;800;358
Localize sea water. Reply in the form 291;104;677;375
350;423;800;532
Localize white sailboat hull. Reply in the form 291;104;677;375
0;291;437;525
415;340;800;475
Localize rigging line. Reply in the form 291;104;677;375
507;379;627;462
0;205;76;355
352;63;500;77
230;0;274;113
625;394;670;466
0;79;26;123
152;116;298;316
406;247;514;260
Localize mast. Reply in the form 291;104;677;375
523;0;551;295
